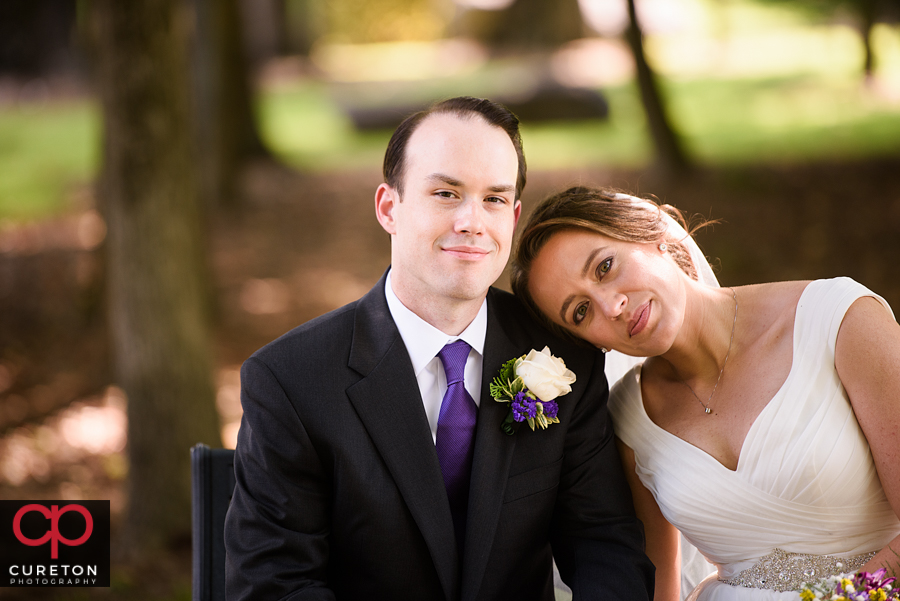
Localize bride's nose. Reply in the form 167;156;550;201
596;290;627;319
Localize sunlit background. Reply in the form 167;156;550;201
2;0;899;219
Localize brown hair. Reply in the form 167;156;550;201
382;96;527;199
511;186;709;335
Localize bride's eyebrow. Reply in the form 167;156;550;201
560;295;575;323
582;247;606;277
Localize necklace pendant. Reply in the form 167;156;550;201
704;407;712;414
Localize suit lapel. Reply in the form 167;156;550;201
460;289;520;601
345;275;459;601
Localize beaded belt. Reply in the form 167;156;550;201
718;547;877;592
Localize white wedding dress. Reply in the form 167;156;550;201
608;277;900;600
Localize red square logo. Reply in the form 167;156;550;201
1;500;110;587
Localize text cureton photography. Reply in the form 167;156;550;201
0;500;110;588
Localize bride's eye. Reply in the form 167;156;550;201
597;257;613;279
573;303;588;325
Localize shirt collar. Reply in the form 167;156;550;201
385;270;487;376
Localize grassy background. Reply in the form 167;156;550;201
0;2;899;222
3;69;900;223
0;102;99;221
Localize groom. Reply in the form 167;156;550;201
224;97;654;600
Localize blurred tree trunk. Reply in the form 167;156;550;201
283;0;319;56
464;0;584;52
89;0;221;555
192;0;270;208
860;0;877;79
239;0;288;65
624;0;690;176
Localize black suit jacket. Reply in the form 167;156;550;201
224;273;654;600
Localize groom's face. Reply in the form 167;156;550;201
376;112;521;307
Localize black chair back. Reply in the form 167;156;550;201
191;443;235;601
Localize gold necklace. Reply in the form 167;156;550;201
678;287;738;415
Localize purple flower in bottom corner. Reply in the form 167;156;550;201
512;391;537;422
857;568;896;591
541;400;559;419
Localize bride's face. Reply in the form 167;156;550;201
528;228;688;356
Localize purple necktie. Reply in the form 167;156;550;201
435;339;478;554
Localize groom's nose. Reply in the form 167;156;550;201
455;198;486;235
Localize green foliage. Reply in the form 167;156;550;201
256;81;391;170
320;0;448;44
529;403;560;430
746;0;870;21
520;84;650;169
256;70;900;173
489;357;524;402
4;63;900;221
0;101;99;221
669;73;900;164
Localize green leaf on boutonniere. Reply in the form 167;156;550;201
489;356;525;403
498;357;518;383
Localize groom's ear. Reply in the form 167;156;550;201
374;183;398;235
514;199;522;228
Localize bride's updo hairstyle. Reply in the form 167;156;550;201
511;186;703;330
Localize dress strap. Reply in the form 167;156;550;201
718;547;876;592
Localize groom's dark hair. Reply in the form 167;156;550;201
383;96;527;200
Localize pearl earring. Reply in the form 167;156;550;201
659;242;668;252
600;347;609;353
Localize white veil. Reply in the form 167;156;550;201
605;194;718;599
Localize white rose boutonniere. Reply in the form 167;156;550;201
489;346;577;435
517;347;576;401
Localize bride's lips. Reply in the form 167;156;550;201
443;245;490;260
629;302;650;337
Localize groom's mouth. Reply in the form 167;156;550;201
629;302;650;337
443;245;490;260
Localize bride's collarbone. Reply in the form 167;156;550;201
640;370;749;470
640;328;796;470
636;284;806;469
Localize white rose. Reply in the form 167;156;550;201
516;346;576;401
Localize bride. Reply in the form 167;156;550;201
512;186;900;601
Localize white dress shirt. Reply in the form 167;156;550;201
384;271;486;443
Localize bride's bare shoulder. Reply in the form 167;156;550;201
736;280;810;304
736;280;812;334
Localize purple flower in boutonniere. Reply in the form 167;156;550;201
490;347;576;435
542;400;559;419
511;392;537;422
